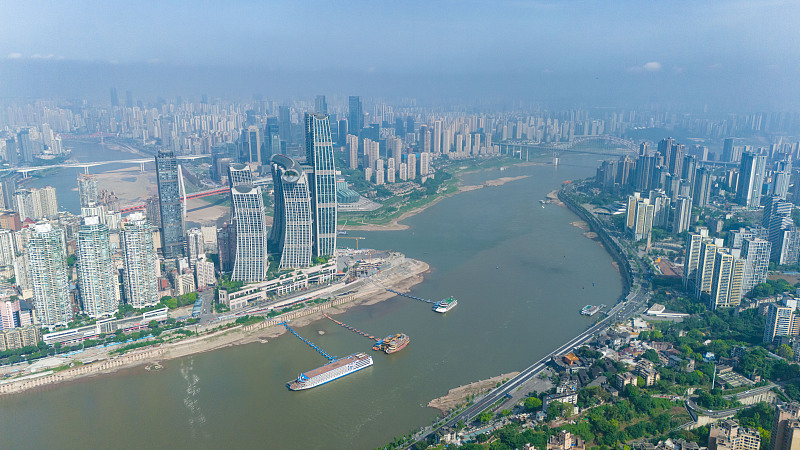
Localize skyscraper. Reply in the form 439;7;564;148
156;149;185;259
228;163;254;187
305;113;338;258
17;129;35;163
736;152;767;208
269;155;313;269
264;117;280;165
28;223;72;328
348;96;364;136
315;95;328;115
76;216;119;318
120;213;159;308
77;173;99;208
709;250;744;310
278;106;291;143
722;137;737;162
693;167;712;207
230;168;268;282
243;125;262;166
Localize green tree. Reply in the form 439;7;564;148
778;344;794;360
524;396;542;412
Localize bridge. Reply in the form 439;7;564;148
9;154;210;178
118;187;230;214
498;135;638;160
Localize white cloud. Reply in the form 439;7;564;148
31;54;56;59
627;61;662;73
7;52;22;59
643;61;662;72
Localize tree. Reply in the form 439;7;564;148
778;344;794;360
524;396;543;412
642;349;660;363
478;411;493;424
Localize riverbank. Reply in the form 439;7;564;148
427;372;520;415
342;174;530;232
0;256;429;396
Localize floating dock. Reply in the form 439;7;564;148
323;313;379;342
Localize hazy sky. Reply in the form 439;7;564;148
1;0;799;109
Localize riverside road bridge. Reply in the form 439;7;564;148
498;135;638;161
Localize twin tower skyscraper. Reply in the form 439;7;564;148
229;113;338;282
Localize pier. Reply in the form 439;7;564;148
386;288;433;304
281;322;335;361
322;314;379;341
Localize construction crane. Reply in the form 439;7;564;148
338;236;366;249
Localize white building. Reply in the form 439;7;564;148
120;213;159;308
76;216;119;318
27;223;72;328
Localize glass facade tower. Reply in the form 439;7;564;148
305;113;338;259
156;149;185;258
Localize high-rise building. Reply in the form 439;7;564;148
672;196;692;234
722;138;737;162
683;228;709;290
278;106;291;143
230;184;268;282
17;129;35;163
315;95;328;115
120;213;159;308
27;223;72;327
763;196;795;262
709;250;744;310
242;125;262;167
0;228;15;267
736;152;767;208
771;402;800;450
305;113;338;259
763;300;799;344
185;228;205;263
774;160;792;200
156;149;185;259
77;173;99;208
626;193;654;241
216;221;236;273
693;167;712;207
228;163;254;187
696;239;722;299
346;134;359;170
269;155;313;269
14;186;58;221
348;96;364;136
740;237;771;294
708;420;761;450
76;216;119;318
264;117;280;165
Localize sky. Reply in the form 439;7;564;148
1;0;799;109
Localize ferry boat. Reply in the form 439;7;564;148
287;353;373;390
580;304;605;316
372;334;410;354
433;297;458;313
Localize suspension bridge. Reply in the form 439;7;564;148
281;322;335;361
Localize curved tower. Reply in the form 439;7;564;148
270;154;313;269
305;113;338;259
231;184;268;282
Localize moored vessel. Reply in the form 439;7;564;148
287;353;373;390
433;297;457;313
372;333;410;354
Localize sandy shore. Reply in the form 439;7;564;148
342;174;530;232
0;257;429;396
427;372;520;415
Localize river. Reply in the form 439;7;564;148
0;152;622;449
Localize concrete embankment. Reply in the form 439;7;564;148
427;372;520;415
